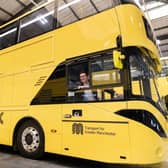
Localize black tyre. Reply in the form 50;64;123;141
16;120;44;159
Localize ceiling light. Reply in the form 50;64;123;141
58;0;81;11
0;0;82;38
146;4;168;20
156;40;161;45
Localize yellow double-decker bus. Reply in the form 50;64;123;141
0;0;168;165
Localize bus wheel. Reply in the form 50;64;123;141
16;120;44;159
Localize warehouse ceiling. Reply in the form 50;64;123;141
145;0;168;57
0;0;167;57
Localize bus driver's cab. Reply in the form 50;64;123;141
67;51;124;102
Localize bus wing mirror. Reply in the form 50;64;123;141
113;50;125;69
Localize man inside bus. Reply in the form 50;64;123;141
77;71;96;101
78;71;90;89
77;71;122;101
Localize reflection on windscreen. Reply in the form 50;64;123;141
130;54;162;107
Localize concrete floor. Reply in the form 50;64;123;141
0;146;168;168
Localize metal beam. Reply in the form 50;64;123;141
16;0;27;7
10;3;34;20
157;34;168;41
1;0;48;25
160;42;168;46
89;0;99;13
145;0;168;4
0;19;4;25
144;4;165;12
63;0;80;20
0;7;14;17
159;0;168;3
29;0;46;6
7;0;43;22
162;50;168;53
34;0;46;3
154;25;168;31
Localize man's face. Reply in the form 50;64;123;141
80;73;88;84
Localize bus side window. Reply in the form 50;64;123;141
0;22;18;50
67;51;124;102
91;54;123;100
19;2;56;42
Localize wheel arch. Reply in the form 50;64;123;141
12;116;45;151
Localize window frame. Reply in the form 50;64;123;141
66;50;125;103
129;53;153;99
0;1;58;50
19;2;58;43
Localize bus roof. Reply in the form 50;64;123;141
0;0;142;29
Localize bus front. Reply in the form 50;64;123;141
113;0;168;164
